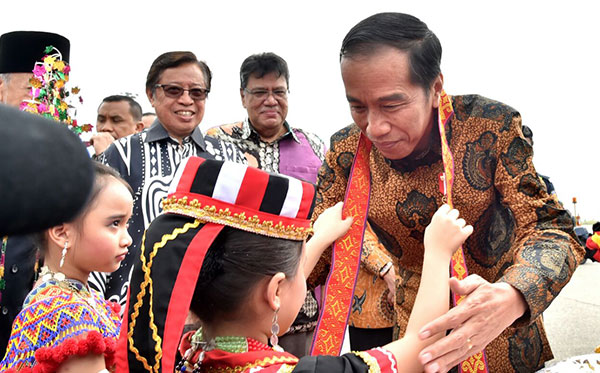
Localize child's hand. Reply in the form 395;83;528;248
424;204;473;258
312;202;354;246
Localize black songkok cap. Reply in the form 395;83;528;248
0;104;93;236
0;31;70;73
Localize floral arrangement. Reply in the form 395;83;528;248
19;45;92;135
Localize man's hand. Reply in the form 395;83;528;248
382;265;396;305
417;275;527;373
90;132;116;156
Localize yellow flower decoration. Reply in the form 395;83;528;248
53;60;65;71
59;101;68;111
43;56;56;65
55;80;65;89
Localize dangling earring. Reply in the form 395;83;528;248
270;308;282;351
59;241;68;268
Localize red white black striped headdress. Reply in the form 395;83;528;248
117;157;316;373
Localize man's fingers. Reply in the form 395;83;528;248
449;274;486;296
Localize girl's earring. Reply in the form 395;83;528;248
59;241;68;268
270;308;282;351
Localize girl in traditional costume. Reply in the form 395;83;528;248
1;162;134;372
120;157;472;372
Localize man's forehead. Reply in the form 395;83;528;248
98;100;131;115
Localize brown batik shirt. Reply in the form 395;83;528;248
310;95;584;372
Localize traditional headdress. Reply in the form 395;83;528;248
0;105;93;236
117;156;316;373
0;31;70;73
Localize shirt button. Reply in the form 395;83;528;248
11;265;18;273
1;307;8;315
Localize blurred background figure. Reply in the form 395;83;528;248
141;111;156;129
90;95;144;157
584;222;600;263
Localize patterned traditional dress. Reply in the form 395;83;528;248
310;95;584;372
0;279;121;372
177;331;397;373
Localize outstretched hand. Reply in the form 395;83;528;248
304;202;353;277
418;275;527;373
424;204;473;259
312;201;353;246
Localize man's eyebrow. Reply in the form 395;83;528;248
346;92;409;103
378;93;408;102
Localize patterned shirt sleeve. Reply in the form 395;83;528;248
492;113;584;323
361;222;394;276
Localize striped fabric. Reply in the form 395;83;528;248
168;157;315;221
120;157;317;373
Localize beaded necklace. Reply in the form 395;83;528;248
176;328;269;373
0;236;7;303
38;266;97;308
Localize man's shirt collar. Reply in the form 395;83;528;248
242;119;300;144
145;119;206;149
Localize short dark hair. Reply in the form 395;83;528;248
593;222;600;232
99;95;143;121
240;52;289;90
146;51;212;96
190;227;302;324
340;12;442;91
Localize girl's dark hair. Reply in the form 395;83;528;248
33;161;133;252
340;12;442;91
190;227;303;324
145;51;212;95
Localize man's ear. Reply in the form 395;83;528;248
265;272;286;311
135;121;144;133
147;88;156;107
240;88;248;109
431;73;444;109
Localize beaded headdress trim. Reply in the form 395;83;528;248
162;194;313;241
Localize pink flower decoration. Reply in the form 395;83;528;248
32;64;46;78
37;103;47;113
63;65;70;74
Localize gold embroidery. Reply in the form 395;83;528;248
203;355;298;373
162;196;312;241
352;351;381;373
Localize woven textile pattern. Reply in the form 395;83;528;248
0;281;120;369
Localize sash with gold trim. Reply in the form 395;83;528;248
438;91;489;373
310;133;372;356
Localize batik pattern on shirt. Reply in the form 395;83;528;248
309;95;584;372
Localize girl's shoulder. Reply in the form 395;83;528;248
1;282;121;370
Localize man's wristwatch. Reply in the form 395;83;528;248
379;261;393;278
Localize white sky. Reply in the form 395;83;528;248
3;0;599;223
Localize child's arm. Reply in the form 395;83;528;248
383;204;472;372
304;202;353;277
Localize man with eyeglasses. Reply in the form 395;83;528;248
206;52;326;357
92;51;245;312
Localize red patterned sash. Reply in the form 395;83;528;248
310;133;372;356
438;91;489;373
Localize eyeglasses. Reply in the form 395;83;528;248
243;88;288;100
155;84;209;101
